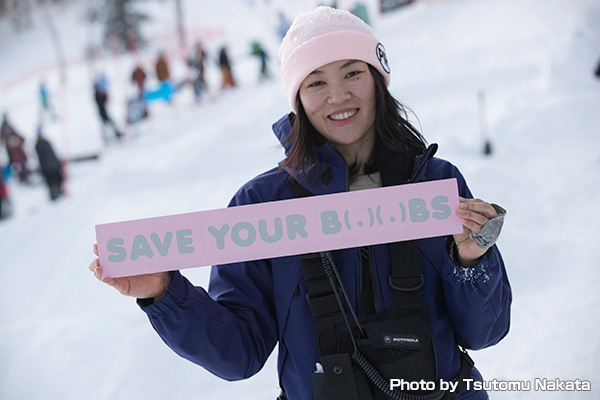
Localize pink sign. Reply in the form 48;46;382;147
95;178;463;278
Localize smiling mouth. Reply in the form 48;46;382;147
328;109;358;121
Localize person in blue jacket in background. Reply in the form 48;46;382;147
90;7;511;400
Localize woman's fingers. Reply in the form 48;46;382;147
90;244;104;280
89;257;101;273
459;197;498;219
91;262;121;291
89;244;129;295
457;206;487;233
457;198;498;234
93;263;103;280
459;218;482;235
89;244;101;276
89;256;109;285
88;258;96;272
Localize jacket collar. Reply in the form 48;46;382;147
273;113;348;196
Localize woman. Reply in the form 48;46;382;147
90;7;511;400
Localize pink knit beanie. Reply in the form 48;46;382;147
278;6;391;112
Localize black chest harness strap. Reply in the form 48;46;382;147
289;178;473;400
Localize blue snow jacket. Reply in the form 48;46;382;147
140;114;512;400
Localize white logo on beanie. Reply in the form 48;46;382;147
377;43;390;74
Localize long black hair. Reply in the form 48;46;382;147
281;64;427;183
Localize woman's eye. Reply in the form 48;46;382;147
307;81;325;88
346;71;362;79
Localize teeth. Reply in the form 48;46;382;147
330;110;357;121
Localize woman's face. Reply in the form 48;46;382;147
299;60;377;166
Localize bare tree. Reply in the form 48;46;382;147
86;0;150;53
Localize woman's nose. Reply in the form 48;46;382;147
326;83;351;104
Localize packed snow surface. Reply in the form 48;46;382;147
1;0;599;399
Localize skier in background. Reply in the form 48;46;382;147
1;113;30;183
155;51;171;83
128;64;149;124
0;113;11;145
251;41;270;82
148;51;178;103
218;46;236;89
34;126;63;201
93;74;123;143
39;81;56;121
131;65;147;96
0;164;10;220
188;41;208;101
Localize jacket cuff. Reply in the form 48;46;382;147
136;271;189;316
443;236;498;291
445;236;494;268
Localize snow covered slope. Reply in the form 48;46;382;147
1;0;599;399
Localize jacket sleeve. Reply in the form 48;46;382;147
139;262;278;381
436;160;512;350
138;188;279;381
441;244;511;350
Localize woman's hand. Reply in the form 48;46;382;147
89;244;171;300
453;197;500;267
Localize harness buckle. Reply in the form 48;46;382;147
388;274;424;292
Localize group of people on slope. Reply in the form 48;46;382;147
1;113;63;205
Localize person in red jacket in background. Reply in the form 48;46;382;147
1;113;30;183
